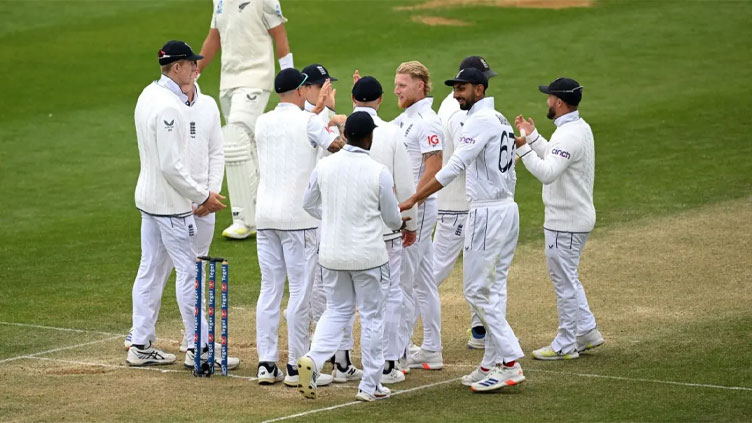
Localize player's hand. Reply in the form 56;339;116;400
353;69;361;85
194;204;209;217
399;198;416;212
328;114;346;127
402;229;416;248
200;191;227;215
514;135;527;148
326;87;336;110
515;115;535;137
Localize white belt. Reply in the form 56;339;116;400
469;197;514;208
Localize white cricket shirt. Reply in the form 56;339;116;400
437;93;470;213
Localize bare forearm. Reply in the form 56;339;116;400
268;25;290;59
416;151;442;191
198;29;221;74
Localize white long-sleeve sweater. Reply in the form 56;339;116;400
188;90;224;194
516;111;596;233
134;75;209;216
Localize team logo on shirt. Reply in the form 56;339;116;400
163;120;175;131
427;134;439;146
551;148;571;159
190;122;196;139
238;1;250;11
216;0;223;14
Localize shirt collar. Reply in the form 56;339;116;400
158;74;189;105
405;97;434;117
304;100;315;112
467;96;495;116
554;110;580;127
276;102;302;110
343;144;370;155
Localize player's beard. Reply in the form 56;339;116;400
547;105;556;119
458;92;476;111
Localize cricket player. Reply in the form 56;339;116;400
254;68;343;386
392;61;444;371
350;76;417;383
127;40;226;366
400;68;526;392
298;111;403;402
514;77;604;360
435;56;498;350
300;63;363;383
198;0;294;239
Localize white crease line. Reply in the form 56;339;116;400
0;321;123;337
527;368;752;392
0;335;124;365
260;377;461;423
28;357;259;381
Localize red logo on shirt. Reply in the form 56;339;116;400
427;134;439;146
324;126;334;134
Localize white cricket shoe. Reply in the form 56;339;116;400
470;363;525;392
576;328;605;352
396;355;410;374
408;349;443;370
297;356;319;399
466;329;485;350
408;342;420;355
333;364;363;383
222;221;256;240
124;328;133;350
461;366;490;386
381;368;406;384
126;342;176;366
355;385;391;402
257;362;284;385
183;349;240;370
532;345;579;360
285;363;334;387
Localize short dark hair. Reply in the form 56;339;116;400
346;132;372;148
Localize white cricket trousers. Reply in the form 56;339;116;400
544;229;597;354
433;212;481;329
308;264;390;395
401;198;442;352
383;237;403;361
220;87;271;228
463;202;524;367
256;229;317;366
310;263;355;352
131;212;207;347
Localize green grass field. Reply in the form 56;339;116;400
1;0;751;421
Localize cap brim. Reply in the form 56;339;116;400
304;76;338;85
483;69;497;78
187;54;204;62
444;78;472;86
538;85;552;94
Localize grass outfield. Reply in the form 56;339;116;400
0;0;751;421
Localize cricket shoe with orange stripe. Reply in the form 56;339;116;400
470;363;525;392
408;349;443;370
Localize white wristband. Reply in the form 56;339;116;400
278;52;293;70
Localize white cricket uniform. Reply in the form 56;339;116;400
254;102;336;367
131;75;209;347
436;94;480;330
302;145;403;395
435;97;524;367
516;110;597;354
211;0;287;229
356;106;417;361
392;97;443;353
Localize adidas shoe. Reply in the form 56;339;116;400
222;221;256;240
381;367;406;384
461;366;490;386
184;349;240;371
355;385;391;402
126;342;176;366
297;356;319;399
124;329;133;350
466;328;485;350
470;363;525;392
333;364;363;383
532;345;579;360
257;362;284;385
408;349;443;370
576;328;605;352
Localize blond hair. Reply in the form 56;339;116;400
396;61;431;96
